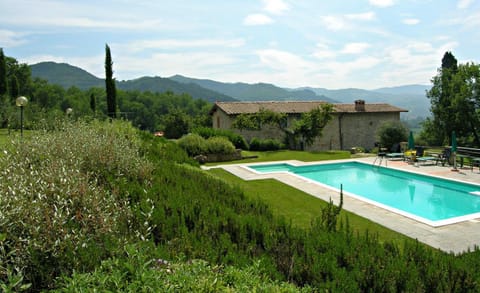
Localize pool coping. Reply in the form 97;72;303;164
242;160;480;228
203;157;480;254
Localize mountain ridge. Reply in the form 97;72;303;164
30;61;431;118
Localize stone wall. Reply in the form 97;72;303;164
212;109;401;152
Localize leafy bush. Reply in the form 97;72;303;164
376;120;408;151
249;138;285;151
162;110;191;139
0;119;153;290
177;133;207;156
178;134;236;156
193;127;248;149
205;136;236;155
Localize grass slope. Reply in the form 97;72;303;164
206;149;413;245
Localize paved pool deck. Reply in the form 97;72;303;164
203;157;480;254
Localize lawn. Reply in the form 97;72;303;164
206;149;353;166
0;129;11;147
206;150;415;246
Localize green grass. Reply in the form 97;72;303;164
207;164;414;246
206;149;352;166
0;129;35;147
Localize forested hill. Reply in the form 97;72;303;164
170;74;337;103
30;61;431;118
30;61;104;89
30;62;236;103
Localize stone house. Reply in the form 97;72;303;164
210;100;407;151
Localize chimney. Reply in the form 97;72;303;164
354;99;365;111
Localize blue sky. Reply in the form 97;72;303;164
1;0;479;89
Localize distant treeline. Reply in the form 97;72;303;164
1;54;212;134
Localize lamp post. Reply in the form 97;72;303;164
16;96;28;138
66;107;73;117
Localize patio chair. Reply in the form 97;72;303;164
415;147;439;165
386;143;404;160
438;148;451;166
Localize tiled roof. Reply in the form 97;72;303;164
211;101;408;115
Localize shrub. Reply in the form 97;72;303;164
205;136;236;155
177;133;207;156
193;127;248;149
0;119;153;290
376;121;408;151
249;138;285;151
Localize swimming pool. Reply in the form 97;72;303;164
247;161;480;226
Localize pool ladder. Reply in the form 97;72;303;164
373;152;387;167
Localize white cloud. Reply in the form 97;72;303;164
321;12;375;31
312;43;336;59
0;29;27;47
345;12;376;21
321;16;347;31
341;43;371;54
403;18;420;25
381;41;458;85
243;14;274;26
256;49;312;71
262;0;289;15
369;0;395;7
458;0;474;9
116;52;238;79
123;38;245;52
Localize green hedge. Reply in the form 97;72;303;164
205;136;236;155
177;133;207;156
249;138;285;151
193;127;248;149
177;133;236;156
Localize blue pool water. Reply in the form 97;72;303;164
248;162;480;225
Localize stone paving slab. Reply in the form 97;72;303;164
204;157;480;254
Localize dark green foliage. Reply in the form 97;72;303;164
9;75;18;102
162;110;191;139
376;120;408;150
426;51;480;147
0;48;6;96
193;126;248;149
249;137;285;151
105;44;117;119
89;93;95;114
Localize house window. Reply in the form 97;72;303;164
216;116;220;128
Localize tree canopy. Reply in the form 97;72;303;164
424;52;480;147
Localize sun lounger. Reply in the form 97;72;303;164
416;156;438;165
386;152;404;160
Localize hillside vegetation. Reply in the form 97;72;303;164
30;61;430;118
2;119;480;292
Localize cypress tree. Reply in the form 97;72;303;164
0;48;6;97
9;75;19;103
90;92;96;115
105;44;117;119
